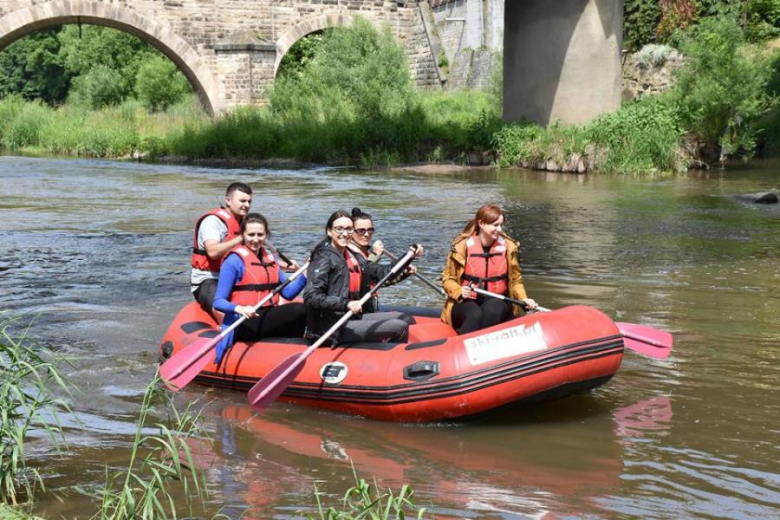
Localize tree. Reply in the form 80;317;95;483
68;65;125;108
0;28;69;104
135;55;192;111
57;24;160;99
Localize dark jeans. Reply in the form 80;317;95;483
235;303;307;341
193;279;218;312
451;298;513;335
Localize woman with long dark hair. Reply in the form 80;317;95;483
303;210;421;344
441;204;537;334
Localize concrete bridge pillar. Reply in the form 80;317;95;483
503;0;623;125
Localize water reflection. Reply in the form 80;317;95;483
181;393;674;519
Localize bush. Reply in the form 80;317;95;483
587;96;686;173
69;65;125;109
0;95;27;141
671;15;773;160
1;100;52;149
269;17;422;161
135;55;192;112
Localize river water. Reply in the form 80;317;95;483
1;155;779;518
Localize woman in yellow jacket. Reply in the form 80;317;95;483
441;204;537;334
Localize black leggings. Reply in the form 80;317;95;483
451;298;513;335
193;279;218;312
234;303;307;341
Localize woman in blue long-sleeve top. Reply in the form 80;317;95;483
213;213;307;350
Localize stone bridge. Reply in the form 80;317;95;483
0;0;623;124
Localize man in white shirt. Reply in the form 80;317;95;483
190;182;252;311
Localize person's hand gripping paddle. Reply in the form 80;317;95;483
160;261;309;391
247;246;419;412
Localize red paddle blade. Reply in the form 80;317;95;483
248;353;306;412
616;322;673;359
159;337;217;392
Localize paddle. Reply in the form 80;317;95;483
160;261;310;391
384;249;447;297
469;286;673;359
265;241;297;271
247;247;419;412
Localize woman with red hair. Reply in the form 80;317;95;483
441;204;537;334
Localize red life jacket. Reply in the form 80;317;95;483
461;235;509;295
191;207;242;273
228;245;281;307
345;249;362;300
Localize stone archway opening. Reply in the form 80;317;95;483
0;2;219;113
0;23;197;112
275;30;329;80
274;14;355;78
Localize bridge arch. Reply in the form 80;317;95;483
0;0;220;113
274;13;355;77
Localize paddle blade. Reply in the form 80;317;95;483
616;322;673;359
248;353;306;412
159;337;218;392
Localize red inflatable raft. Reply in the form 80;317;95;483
159;302;624;422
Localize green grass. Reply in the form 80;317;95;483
301;463;427;520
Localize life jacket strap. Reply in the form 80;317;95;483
462;273;508;284
233;283;281;292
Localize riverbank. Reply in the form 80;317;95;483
1;18;778;174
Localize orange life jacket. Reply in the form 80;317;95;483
228;245;281;307
345;249;362;300
191;207;242;273
461;235;509;295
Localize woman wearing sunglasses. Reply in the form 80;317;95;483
348;207;414;314
441;204;537;335
303;209;421;344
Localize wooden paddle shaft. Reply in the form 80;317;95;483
470;286;549;312
384;249;446;297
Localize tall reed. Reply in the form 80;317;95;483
93;372;210;520
302;462;427;520
0;313;71;506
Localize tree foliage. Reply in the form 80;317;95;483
57;25;158;98
0;24;190;108
671;15;773;158
0;29;68;104
68;64;126;109
625;0;662;51
624;0;780;48
269;17;422;159
135;55;191;111
277;32;325;79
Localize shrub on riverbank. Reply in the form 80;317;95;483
670;16;774;161
1;14;778;173
494;15;778;172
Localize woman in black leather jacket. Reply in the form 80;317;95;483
302;209;420;344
